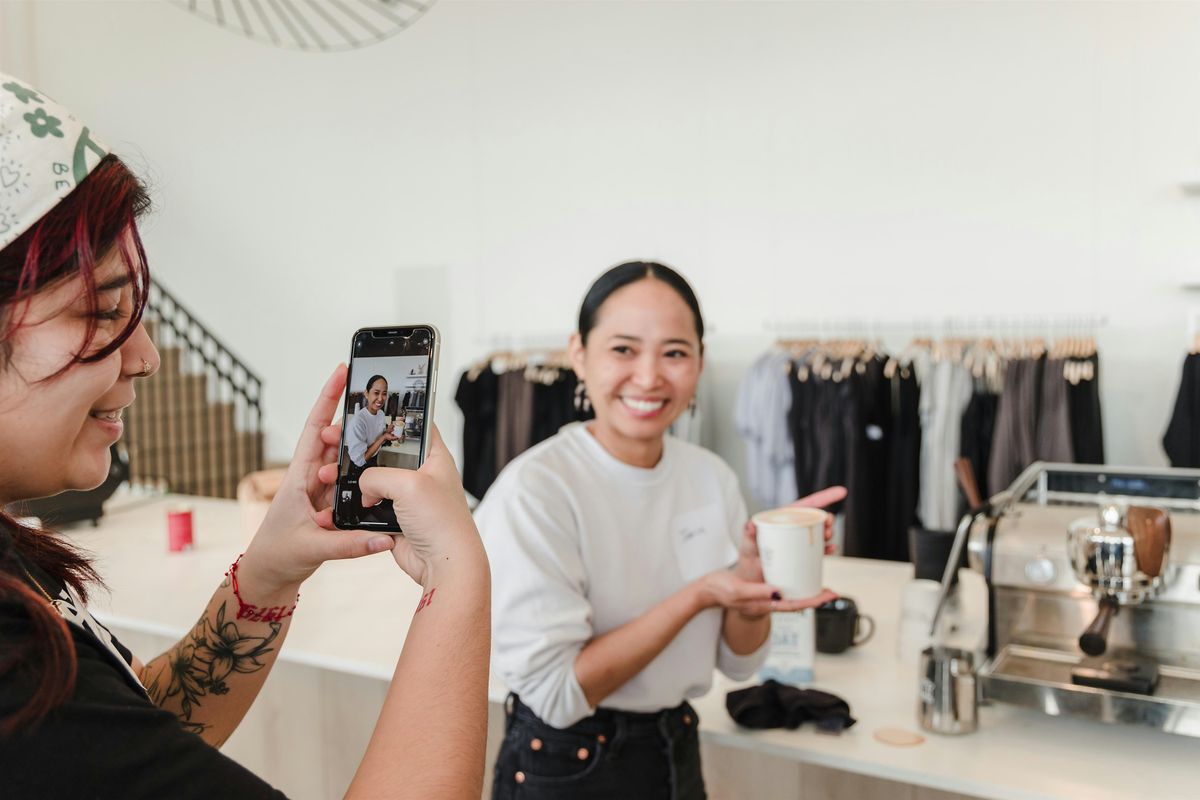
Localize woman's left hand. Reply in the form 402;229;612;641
237;365;397;597
733;486;847;584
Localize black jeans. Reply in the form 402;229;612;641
492;695;706;800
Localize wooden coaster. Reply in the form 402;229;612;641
873;727;925;747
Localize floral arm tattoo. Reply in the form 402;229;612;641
141;576;283;740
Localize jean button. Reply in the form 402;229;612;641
576;747;590;760
515;771;526;784
530;738;543;751
683;714;693;725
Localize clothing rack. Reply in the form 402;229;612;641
474;332;572;350
764;314;1108;339
737;326;1107;563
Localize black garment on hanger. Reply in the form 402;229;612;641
959;390;998;516
788;365;820;498
814;376;849;497
530;370;579;446
1069;354;1105;464
844;358;892;559
455;368;500;501
1163;354;1200;468
884;365;921;562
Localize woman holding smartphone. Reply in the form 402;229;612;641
0;72;490;799
476;261;841;799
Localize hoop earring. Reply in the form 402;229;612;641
574;381;591;413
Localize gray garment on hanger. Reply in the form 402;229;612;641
1036;358;1075;464
917;359;974;531
735;350;797;506
988;358;1040;496
495;370;534;473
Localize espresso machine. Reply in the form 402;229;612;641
950;462;1200;737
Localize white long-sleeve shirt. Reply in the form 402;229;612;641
476;422;768;729
346;407;388;467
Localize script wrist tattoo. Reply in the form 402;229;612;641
415;587;436;614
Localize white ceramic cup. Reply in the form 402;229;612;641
751;507;828;599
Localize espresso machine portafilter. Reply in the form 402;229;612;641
1066;504;1172;657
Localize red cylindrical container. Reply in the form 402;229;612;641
167;506;194;552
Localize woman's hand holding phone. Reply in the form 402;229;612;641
355;426;484;586
237;366;398;598
315;413;483;587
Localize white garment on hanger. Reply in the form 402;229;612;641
917;358;974;531
735;350;797;507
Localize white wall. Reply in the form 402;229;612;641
5;0;1200;495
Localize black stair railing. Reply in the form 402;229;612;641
124;279;264;498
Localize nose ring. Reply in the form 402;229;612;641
140;359;153;376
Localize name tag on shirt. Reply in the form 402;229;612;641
672;504;738;582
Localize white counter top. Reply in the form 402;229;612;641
72;494;1199;800
695;555;1200;800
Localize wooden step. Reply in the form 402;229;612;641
127;321;263;498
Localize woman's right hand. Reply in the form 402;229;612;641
698;569;836;618
318;424;483;587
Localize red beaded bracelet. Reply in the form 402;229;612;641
225;554;299;623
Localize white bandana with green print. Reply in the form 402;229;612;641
0;72;109;251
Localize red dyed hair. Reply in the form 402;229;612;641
0;154;151;735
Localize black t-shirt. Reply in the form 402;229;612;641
0;561;287;799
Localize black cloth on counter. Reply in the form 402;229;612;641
0;557;286;799
1163;353;1200;468
725;679;856;734
455;368;499;501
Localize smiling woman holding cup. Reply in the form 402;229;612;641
477;261;841;800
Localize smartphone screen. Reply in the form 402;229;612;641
333;325;439;531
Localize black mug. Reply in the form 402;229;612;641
816;597;875;654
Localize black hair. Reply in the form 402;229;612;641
577;261;705;347
365;374;387;393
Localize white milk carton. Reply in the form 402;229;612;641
759;608;815;686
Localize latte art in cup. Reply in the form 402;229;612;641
752;506;827;599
